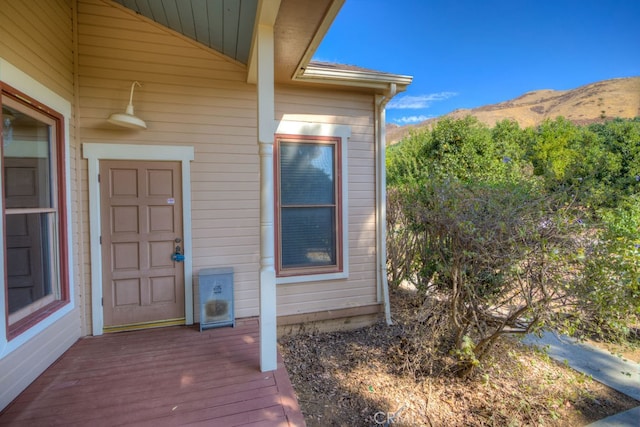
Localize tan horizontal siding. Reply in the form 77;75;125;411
77;0;258;332
191;181;257;191
190;226;258;239
79;34;242;68
0;0;74;100
79;41;241;74
82;90;256;115
192;195;259;207
191;216;257;227
277;86;374;111
277;297;377;318
80;76;255;100
76;0;380;328
274;86;379;316
191;160;258;171
0;0;81;412
192;168;259;179
78;128;256;144
79;68;247;93
79;56;245;83
0;309;80;411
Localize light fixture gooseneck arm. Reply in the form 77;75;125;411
125;81;142;115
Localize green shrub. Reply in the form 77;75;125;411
577;196;640;341
385;116;640;373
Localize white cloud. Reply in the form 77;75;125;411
393;115;432;124
387;92;458;109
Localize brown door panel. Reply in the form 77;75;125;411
100;160;184;329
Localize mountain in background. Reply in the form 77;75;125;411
387;76;640;144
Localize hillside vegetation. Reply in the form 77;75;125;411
388;76;640;144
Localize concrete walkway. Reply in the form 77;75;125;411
523;331;640;426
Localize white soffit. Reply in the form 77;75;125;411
111;0;258;64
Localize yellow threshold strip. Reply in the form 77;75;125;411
103;317;186;333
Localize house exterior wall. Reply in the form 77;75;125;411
0;0;81;410
76;0;260;332
275;87;379;316
0;0;382;410
77;0;380;333
0;0;75;101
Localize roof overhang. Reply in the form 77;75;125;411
248;0;345;84
295;61;413;94
107;0;412;93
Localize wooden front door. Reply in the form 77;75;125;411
100;160;185;331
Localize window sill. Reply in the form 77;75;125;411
277;270;348;285
7;300;69;341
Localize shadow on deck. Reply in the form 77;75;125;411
0;318;305;426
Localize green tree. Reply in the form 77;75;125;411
386;128;432;187
527;117;581;184
387;116;534;187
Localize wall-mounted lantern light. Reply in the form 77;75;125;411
108;81;147;130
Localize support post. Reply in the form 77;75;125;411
257;23;277;372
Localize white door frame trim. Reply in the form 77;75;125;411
82;143;195;336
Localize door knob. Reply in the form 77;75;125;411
171;240;185;262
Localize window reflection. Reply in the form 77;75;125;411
277;139;341;274
6;213;54;314
2;99;58;322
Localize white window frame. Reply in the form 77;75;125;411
274;120;350;284
0;58;73;357
3;98;61;326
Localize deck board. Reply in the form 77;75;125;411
0;319;305;427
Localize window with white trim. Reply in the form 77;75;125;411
2;85;69;338
275;135;343;277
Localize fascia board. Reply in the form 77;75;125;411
292;0;346;80
295;65;413;91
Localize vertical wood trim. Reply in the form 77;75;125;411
181;157;194;325
247;0;281;83
86;153;102;335
72;0;89;335
82;143;195;335
257;23;277;372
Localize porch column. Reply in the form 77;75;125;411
257;22;277;372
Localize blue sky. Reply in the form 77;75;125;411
313;0;640;125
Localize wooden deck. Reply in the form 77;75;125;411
0;319;305;427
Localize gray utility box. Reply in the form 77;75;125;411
199;267;234;331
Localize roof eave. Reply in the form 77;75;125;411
291;0;345;81
248;0;345;84
295;64;413;92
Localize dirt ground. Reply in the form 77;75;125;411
279;290;639;426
